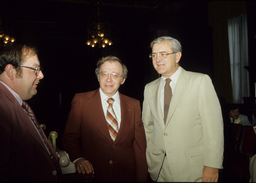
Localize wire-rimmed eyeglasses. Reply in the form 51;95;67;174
149;52;177;60
100;72;122;79
21;65;42;76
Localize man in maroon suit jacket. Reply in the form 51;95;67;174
62;56;148;182
0;44;61;181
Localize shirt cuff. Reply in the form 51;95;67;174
73;157;85;163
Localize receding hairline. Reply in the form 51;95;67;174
21;45;37;61
99;60;123;70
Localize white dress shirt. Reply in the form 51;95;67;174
160;66;181;117
99;88;121;129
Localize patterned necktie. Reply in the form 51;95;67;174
106;98;118;141
164;78;172;124
22;101;60;173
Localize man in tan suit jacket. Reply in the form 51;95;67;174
142;36;224;182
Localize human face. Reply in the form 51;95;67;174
14;55;44;100
152;41;181;78
98;61;125;97
229;108;240;119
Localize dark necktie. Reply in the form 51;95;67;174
164;78;172;124
106;98;118;141
22;101;60;173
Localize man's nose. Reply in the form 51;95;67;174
37;70;44;79
106;74;113;81
155;53;161;62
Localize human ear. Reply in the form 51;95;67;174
175;52;182;63
5;64;15;80
120;78;126;85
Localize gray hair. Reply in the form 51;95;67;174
95;56;128;81
150;36;182;53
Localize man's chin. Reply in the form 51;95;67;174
30;90;38;97
23;95;34;101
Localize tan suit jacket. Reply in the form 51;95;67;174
62;89;147;182
249;154;256;182
142;67;224;182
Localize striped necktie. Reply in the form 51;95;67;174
106;98;118;141
22;101;60;174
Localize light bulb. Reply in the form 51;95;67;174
103;39;108;44
10;37;15;42
93;38;98;44
4;35;10;40
86;40;91;45
98;33;104;37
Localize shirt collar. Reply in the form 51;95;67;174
0;80;23;106
161;66;181;83
99;88;120;104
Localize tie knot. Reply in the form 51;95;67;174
107;98;114;104
165;78;171;85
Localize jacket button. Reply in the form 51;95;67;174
164;133;168;136
109;160;113;164
52;170;57;176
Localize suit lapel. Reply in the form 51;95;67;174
89;90;113;141
0;82;52;155
113;94;131;144
150;78;165;130
165;68;190;127
21;105;59;161
23;110;53;153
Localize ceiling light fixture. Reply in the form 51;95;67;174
0;19;15;46
86;1;112;48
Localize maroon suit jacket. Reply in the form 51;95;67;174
0;82;61;181
62;89;148;182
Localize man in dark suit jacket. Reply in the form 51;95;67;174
62;56;147;182
0;44;61;181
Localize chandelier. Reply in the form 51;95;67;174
0;19;15;46
86;2;112;48
86;23;112;48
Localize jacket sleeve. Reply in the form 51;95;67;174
62;94;84;161
0;98;12;181
198;75;224;168
133;100;148;182
142;84;154;143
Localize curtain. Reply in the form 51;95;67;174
213;22;233;104
228;14;249;103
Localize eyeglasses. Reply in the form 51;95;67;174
20;65;41;76
149;52;177;60
100;72;122;79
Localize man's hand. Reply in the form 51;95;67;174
75;159;94;174
202;166;218;182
